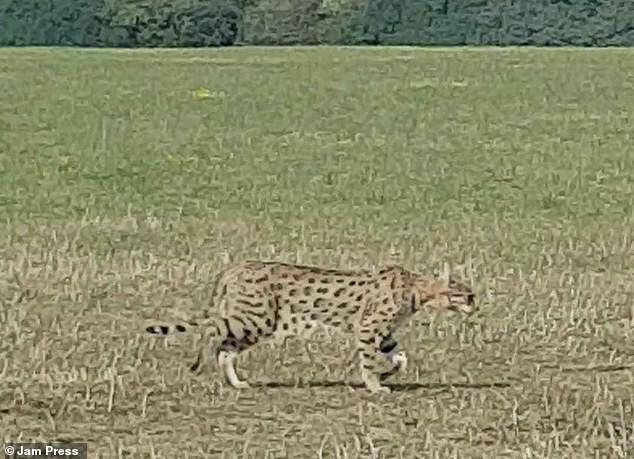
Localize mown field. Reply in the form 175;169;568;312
1;46;633;458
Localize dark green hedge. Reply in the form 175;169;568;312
1;0;633;47
0;0;244;46
345;0;634;46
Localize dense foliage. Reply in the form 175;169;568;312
1;0;633;46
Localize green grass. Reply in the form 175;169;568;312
2;47;633;227
1;47;633;457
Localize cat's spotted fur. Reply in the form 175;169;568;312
146;261;476;393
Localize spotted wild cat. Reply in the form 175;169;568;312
145;261;476;393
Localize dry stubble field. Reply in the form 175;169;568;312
0;47;633;458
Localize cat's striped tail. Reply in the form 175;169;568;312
145;321;198;336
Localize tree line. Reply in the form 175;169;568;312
1;0;633;47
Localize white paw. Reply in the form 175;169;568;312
385;350;408;371
390;351;407;371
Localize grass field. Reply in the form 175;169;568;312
1;46;633;458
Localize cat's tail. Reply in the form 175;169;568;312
145;323;193;335
145;316;231;339
146;314;261;373
145;316;233;373
144;316;203;336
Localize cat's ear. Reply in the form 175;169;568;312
439;262;450;286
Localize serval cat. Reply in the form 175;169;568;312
146;261;476;393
